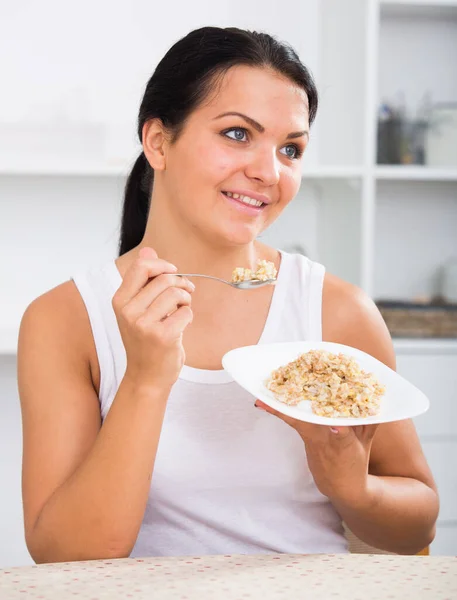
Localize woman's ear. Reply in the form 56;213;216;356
142;119;169;171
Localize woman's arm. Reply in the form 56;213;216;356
19;283;170;563
256;274;439;554
322;275;439;553
19;249;194;563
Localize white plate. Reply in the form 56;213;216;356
222;341;430;426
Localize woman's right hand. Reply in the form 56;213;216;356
112;247;195;391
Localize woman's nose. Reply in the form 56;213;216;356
244;148;280;186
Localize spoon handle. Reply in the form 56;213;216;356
175;273;232;285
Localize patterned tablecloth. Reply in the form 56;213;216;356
0;553;456;599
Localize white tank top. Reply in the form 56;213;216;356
72;250;348;556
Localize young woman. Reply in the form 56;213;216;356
18;26;439;564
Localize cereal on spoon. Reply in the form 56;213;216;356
232;259;278;284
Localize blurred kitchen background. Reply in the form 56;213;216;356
1;0;456;566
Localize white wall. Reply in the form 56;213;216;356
0;0;320;170
0;175;124;330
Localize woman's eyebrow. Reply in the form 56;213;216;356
214;111;309;139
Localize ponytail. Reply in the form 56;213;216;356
118;153;153;256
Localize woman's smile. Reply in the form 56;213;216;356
220;189;271;216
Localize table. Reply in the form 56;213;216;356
1;553;456;599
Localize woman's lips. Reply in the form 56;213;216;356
220;191;266;215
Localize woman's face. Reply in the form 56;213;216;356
161;65;310;246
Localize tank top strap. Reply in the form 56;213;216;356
71;262;124;415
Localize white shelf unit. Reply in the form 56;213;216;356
0;0;456;558
393;338;457;353
370;0;457;556
381;0;457;5
299;0;457;302
0;329;19;356
375;166;457;181
381;0;457;12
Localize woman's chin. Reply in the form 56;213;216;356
193;216;263;247
216;224;260;247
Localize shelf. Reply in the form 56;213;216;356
302;166;364;179
381;0;457;17
375;166;457;181
393;338;457;354
381;0;457;6
0;328;18;356
0;164;132;177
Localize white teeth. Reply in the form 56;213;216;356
224;191;263;207
240;196;263;207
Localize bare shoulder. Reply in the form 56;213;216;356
18;280;100;393
18;281;103;542
322;271;396;370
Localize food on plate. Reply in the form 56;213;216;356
231;259;277;283
266;349;385;418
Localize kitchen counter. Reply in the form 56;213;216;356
0;553;456;599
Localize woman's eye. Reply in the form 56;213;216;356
280;144;302;159
224;128;248;142
223;129;303;159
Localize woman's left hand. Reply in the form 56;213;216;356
255;400;379;508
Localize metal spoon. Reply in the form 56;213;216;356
175;273;276;289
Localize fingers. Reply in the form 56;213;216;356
137;286;193;324
114;248;178;307
127;274;195;316
330;424;378;441
254;401;325;438
326;424;379;454
329;426;352;439
139;247;158;260
160;305;194;340
255;400;378;446
359;424;379;443
112;247;196;348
